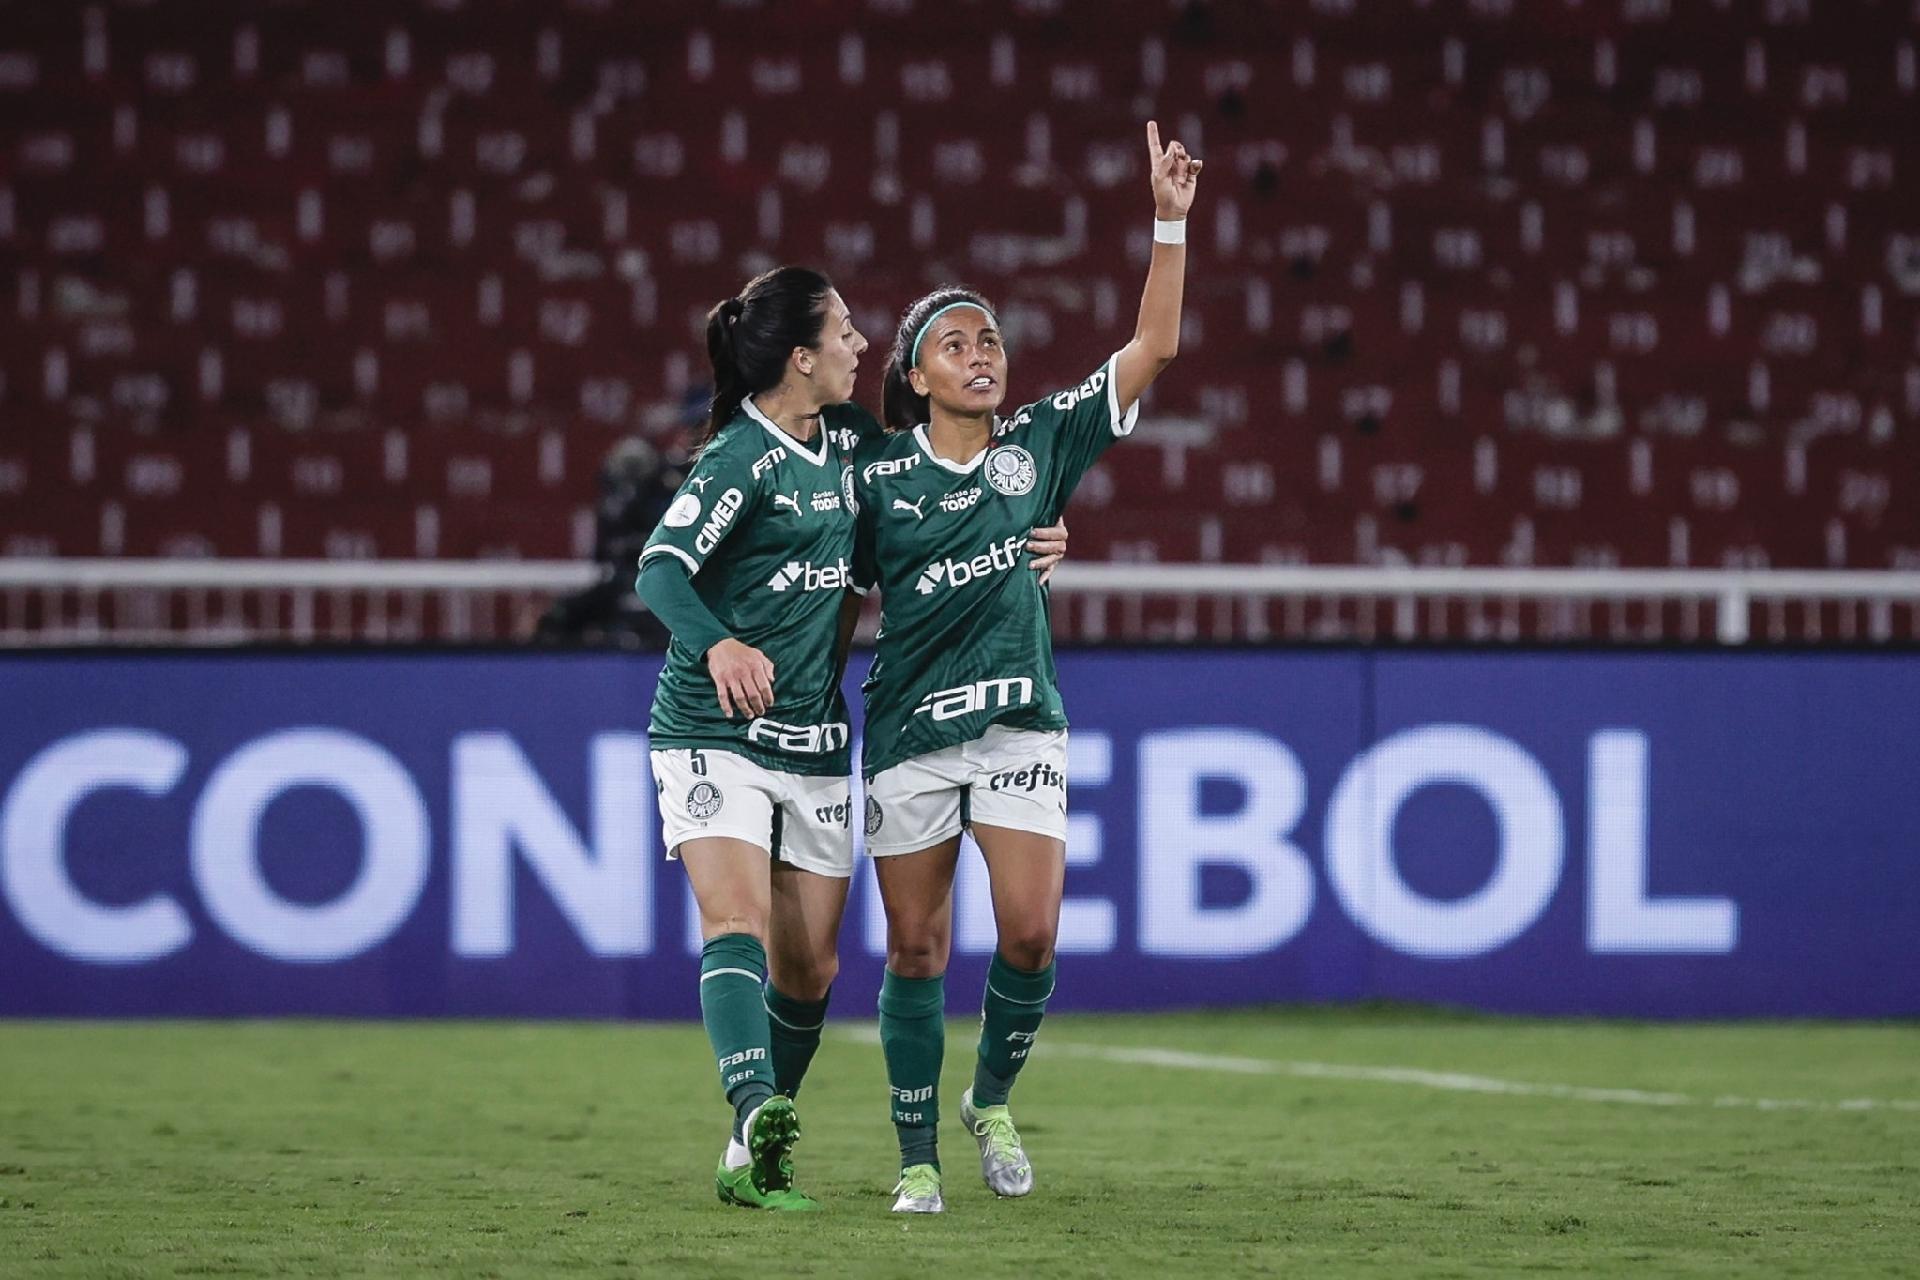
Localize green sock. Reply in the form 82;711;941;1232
972;951;1055;1107
699;933;776;1140
878;970;945;1171
765;984;831;1099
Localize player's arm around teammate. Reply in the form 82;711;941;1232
854;121;1201;1213
635;267;870;1211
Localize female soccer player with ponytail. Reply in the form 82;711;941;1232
851;122;1202;1213
636;267;1070;1210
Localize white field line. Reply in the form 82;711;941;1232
834;1025;1920;1115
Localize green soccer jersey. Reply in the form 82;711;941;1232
642;400;877;776
853;352;1140;777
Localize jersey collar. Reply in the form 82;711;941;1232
742;397;829;467
912;423;988;474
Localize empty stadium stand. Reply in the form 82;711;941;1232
1;0;1916;575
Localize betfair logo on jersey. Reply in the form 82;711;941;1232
913;533;1026;595
746;717;850;754
863;454;920;483
765;557;851;593
912;676;1036;722
1051;368;1108;413
694;488;745;553
987;761;1064;794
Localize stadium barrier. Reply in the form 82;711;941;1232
2;648;1914;1019
5;559;1920;645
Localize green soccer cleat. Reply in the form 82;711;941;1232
745;1095;802;1193
890;1162;944;1214
960;1087;1034;1198
714;1158;822;1211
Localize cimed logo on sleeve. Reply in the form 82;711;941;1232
986;445;1036;496
663;493;703;527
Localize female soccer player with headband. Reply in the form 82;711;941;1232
635;267;1070;1210
850;120;1202;1213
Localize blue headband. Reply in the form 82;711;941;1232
909;300;998;367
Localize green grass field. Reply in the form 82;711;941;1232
1;1010;1914;1278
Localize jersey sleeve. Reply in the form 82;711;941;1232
1019;351;1141;516
639;432;760;577
849;437;884;596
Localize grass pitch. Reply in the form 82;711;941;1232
0;1010;1914;1278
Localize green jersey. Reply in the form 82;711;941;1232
642;400;876;776
852;352;1139;777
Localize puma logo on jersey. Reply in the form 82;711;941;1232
771;490;802;515
689;476;712;493
913;532;1025;594
893;496;928;519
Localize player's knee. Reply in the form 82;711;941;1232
774;953;838;1002
996;924;1056;973
885;934;948;979
704;912;768;944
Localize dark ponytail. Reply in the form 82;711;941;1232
882;285;998;433
697;266;835;453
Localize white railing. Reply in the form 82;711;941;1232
3;558;1920;646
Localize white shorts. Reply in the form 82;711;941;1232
863;725;1069;857
650;747;854;878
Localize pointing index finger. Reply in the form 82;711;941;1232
1146;119;1163;161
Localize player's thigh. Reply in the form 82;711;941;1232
972;823;1066;961
767;862;851;1000
678;837;774;942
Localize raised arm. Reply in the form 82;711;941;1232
1113;119;1203;414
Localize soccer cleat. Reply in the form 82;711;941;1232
890;1163;944;1213
961;1087;1034;1198
745;1096;802;1193
714;1158;822;1211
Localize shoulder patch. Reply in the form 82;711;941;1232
663;493;702;528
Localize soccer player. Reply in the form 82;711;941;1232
636;266;1072;1210
852;121;1202;1213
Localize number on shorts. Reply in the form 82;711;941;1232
689;749;708;777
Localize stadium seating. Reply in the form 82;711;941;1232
1;0;1915;569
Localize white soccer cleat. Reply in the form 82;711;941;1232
961;1087;1035;1198
890;1163;944;1213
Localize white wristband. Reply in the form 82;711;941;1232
1153;217;1187;245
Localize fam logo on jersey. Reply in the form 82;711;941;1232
765;557;851;593
912;676;1037;722
865;795;884;835
914;533;1025;594
863;454;920;484
663;493;704;528
985;445;1036;496
747;717;850;754
686;781;724;820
